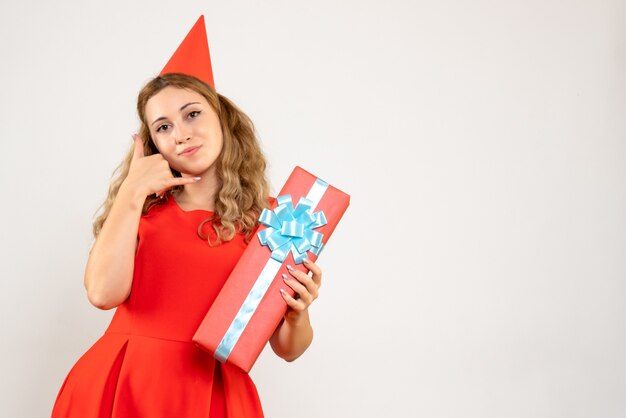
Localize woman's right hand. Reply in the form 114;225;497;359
123;133;200;198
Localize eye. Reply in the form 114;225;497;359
156;124;170;133
188;110;201;119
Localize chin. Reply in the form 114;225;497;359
178;162;217;177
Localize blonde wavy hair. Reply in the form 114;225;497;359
92;73;270;245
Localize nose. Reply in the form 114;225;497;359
173;124;191;144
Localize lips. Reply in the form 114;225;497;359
180;146;200;156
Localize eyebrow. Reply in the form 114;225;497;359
151;102;201;126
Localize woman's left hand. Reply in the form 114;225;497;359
280;258;322;321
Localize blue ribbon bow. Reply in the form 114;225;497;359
257;195;327;264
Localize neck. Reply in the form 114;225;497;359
176;166;220;211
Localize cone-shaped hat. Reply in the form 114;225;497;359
160;15;215;88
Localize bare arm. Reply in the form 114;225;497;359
83;184;146;310
270;308;314;362
84;134;201;310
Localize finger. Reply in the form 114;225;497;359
282;273;313;305
286;265;319;298
279;288;307;312
158;176;202;196
154;176;202;199
303;258;322;286
131;133;145;161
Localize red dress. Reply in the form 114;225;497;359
51;195;266;418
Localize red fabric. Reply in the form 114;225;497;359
51;195;265;417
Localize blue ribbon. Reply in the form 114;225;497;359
257;195;327;264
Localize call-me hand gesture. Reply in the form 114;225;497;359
123;133;200;198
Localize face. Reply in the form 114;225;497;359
144;86;224;177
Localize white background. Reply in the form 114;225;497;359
1;1;625;417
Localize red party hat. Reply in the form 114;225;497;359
160;15;215;89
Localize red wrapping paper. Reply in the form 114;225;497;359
192;166;350;373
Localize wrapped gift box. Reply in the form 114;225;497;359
192;166;350;373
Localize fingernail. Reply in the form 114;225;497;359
286;265;294;271
280;288;286;295
193;177;201;181
282;273;289;281
303;258;310;264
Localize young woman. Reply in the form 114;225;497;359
51;72;323;417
